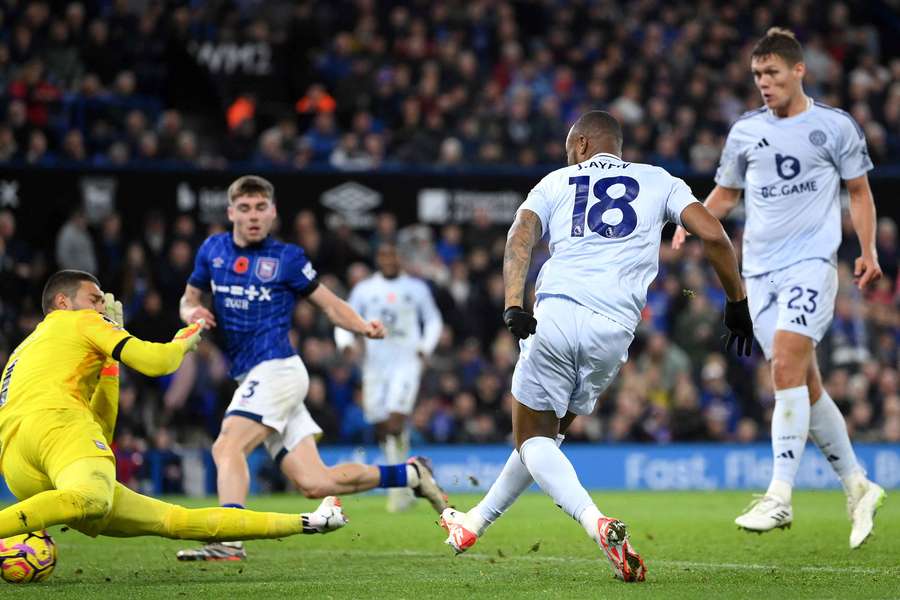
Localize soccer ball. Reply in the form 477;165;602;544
0;530;57;583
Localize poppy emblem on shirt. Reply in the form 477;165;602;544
233;256;250;274
387;292;397;303
255;257;279;282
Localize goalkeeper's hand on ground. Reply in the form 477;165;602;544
173;319;205;352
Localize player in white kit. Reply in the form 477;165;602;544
672;28;885;548
335;243;443;511
439;111;753;582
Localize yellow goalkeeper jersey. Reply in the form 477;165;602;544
0;309;130;420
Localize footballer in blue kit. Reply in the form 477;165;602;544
176;175;449;561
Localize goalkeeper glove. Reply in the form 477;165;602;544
173;319;204;352
103;292;124;327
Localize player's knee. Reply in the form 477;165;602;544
771;356;804;389
293;477;331;499
211;435;241;463
76;471;114;521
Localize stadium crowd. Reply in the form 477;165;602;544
1;200;899;491
0;0;899;171
1;1;899;492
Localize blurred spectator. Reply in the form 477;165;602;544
55;209;97;273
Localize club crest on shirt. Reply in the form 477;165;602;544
233;256;250;274
255;257;279;282
809;130;827;146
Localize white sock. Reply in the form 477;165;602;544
808;391;866;496
404;462;420;487
519;436;597;531
578;505;605;542
468;434;564;536
768;385;811;503
384;431;416;497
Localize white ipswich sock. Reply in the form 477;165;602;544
768;385;811;503
809;391;867;496
467;434;565;536
519;436;603;540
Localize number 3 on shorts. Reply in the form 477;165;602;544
241;380;260;399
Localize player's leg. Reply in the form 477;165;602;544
0;456;115;537
378;412;415;511
734;329;812;532
450;298;642;580
447;423;569;548
806;357;886;547
381;365;420;511
211;416;275;508
0;411;119;536
277;434;447;511
175;413;276;562
768;329;815;501
73;481;346;546
272;381;448;511
367;367;417;511
514;401;644;582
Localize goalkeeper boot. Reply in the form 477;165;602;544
595;517;646;582
439;508;478;554
848;479;886;549
407;456;450;513
734;495;793;532
176;541;246;562
303;496;349;534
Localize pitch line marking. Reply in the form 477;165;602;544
296;548;898;575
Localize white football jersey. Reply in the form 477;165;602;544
715;102;873;277
520;152;698;330
334;273;443;368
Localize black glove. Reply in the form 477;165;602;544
503;306;537;340
724;298;754;357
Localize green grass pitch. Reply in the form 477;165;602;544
3;490;898;599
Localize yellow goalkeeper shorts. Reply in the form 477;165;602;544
0;409;114;500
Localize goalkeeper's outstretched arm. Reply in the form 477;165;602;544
89;359;120;443
115;322;205;377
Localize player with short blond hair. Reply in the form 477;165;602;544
177;175;448;561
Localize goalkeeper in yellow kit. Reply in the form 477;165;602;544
0;270;346;542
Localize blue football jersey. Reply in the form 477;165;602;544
188;233;319;378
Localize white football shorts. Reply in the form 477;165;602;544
362;359;422;423
746;258;838;360
511;295;633;419
225;355;322;459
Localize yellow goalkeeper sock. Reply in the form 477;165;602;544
94;483;307;541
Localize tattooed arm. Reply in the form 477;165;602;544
503;209;543;309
